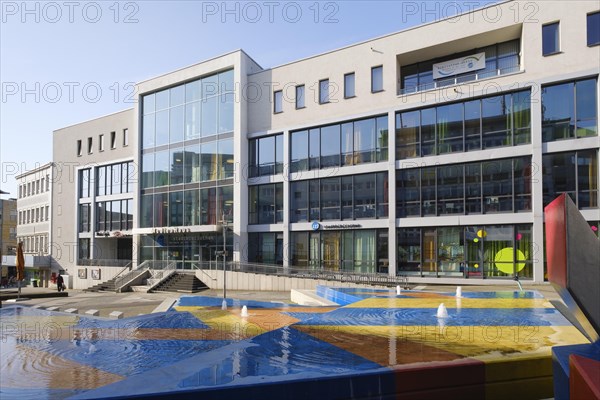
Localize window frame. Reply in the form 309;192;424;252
542;21;561;56
371;66;384;93
274;90;283;114
99;134;105;152
319;79;330;104
295;85;305;109
344;72;356;99
588;11;600;47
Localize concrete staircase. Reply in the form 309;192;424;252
152;272;208;293
83;277;118;292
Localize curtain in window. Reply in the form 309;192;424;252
354;230;376;273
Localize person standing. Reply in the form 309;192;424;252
56;274;64;292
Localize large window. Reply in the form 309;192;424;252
291;115;388;172
249;134;283;177
249;183;283;224
78;169;91;198
248;232;284;264
542;77;598;141
400;39;520;94
143;69;233;147
96;162;134;195
396;90;531;158
290;229;388;273
290;172;388;223
79;204;91;232
542;22;560;56
398;224;533;279
140;187;232;228
543;150;598;209
588;12;600;46
96;199;133;232
397;156;532;217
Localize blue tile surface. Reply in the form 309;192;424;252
296;307;572;326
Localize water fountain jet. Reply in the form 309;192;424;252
436;303;448;318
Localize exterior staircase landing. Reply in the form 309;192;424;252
152;272;208;293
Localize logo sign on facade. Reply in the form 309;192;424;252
311;221;320;231
432;52;486;79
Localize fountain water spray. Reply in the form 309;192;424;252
241;305;249;317
455;286;462;298
396;285;402;295
221;299;228;310
436;303;448;318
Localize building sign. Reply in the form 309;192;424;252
152;227;193;234
319;223;362;230
311;221;320;231
432;52;486;79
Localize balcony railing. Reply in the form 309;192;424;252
77;259;131;267
399;66;521;96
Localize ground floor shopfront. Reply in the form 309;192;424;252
139;231;233;269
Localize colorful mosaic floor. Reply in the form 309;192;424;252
0;288;589;399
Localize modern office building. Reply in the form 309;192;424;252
52;109;134;288
53;1;599;288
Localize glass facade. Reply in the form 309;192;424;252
290;172;388;223
397;156;532;217
291;115;388;172
140;68;235;247
140;232;233;268
291;229;388;273
400;39;520;94
542;77;598;141
249;183;283;224
542;150;598;208
248;232;284;264
248;134;283;177
396;90;531;158
398;225;533;279
140;186;233;228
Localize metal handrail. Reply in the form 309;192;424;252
200;261;409;288
190;263;217;282
146;261;177;287
114;260;150;291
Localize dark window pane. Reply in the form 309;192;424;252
575;78;598;137
344;73;355;98
291;181;308;222
397;169;420;217
321;178;340;220
296;85;305;108
588;12;600;46
542;22;560;55
542;82;574;141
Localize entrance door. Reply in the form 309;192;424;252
322;231;341;271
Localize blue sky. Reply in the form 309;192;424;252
0;0;497;195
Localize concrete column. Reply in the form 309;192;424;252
387;110;397;277
530;80;545;283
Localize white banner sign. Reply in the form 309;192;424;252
433;52;486;79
